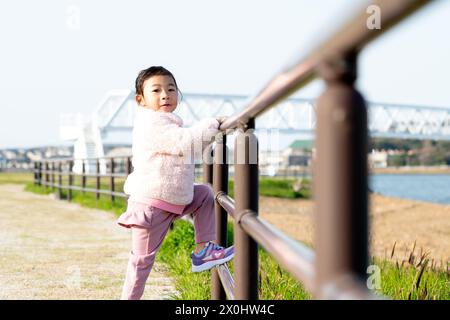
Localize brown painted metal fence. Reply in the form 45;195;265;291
33;0;432;300
205;0;433;300
33;156;131;202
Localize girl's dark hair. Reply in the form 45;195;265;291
135;66;180;96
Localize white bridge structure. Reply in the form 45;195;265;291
60;90;450;173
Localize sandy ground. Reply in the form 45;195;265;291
259;194;450;268
0;184;178;300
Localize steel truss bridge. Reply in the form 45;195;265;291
60;90;450;172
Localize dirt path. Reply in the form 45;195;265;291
259;194;450;267
0;184;178;300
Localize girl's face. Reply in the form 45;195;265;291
136;75;178;112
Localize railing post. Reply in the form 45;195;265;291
51;161;55;191
38;162;42;186
45;161;49;188
34;162;38;186
126;157;131;175
58;161;62;199
96;159;100;200
314;52;369;299
212;133;229;300
202;143;215;299
110;158;115;203
68;160;73;202
234;118;259;300
82;160;86;194
203;145;213;186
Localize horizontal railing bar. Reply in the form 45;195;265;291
77;173;127;178
318;274;380;300
82;173;127;178
215;190;317;291
219;0;431;131
68;186;126;197
215;189;317;292
33;155;132;163
36;170;127;178
215;191;235;219
39;181;127;197
239;210;316;292
215;264;235;300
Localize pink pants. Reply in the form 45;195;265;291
120;184;216;300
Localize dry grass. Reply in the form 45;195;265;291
258;194;450;269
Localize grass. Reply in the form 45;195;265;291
156;219;311;300
239;178;311;199
200;177;312;199
0;171;33;185
8;171;448;300
373;258;449;300
369;241;450;300
158;220;449;300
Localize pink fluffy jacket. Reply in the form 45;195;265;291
123;106;220;205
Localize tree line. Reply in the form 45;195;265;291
369;138;450;166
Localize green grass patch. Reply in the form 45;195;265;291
0;172;33;185
70;190;127;216
157;219;311;299
24;183;54;195
24;182;127;216
370;257;449;300
196;177;312;199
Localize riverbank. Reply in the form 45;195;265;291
371;165;450;175
259;194;450;268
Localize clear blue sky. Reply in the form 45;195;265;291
0;0;449;149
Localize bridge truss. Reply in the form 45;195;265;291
60;90;450;172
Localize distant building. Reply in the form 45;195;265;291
368;149;388;168
281;140;314;167
0;145;73;171
259;150;284;176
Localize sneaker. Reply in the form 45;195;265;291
191;242;234;272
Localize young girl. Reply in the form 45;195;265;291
117;66;234;300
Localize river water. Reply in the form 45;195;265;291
369;174;450;205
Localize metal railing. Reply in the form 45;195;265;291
205;0;433;300
32;0;433;300
33;155;131;202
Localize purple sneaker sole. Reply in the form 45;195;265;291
191;252;234;272
191;244;234;272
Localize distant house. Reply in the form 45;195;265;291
259;150;284;176
368;149;388;168
282;140;314;166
